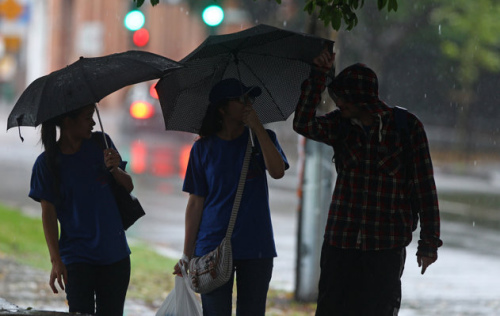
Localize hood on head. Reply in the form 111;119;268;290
329;63;388;113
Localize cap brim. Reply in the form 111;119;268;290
245;86;262;97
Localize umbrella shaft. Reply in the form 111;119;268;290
94;104;109;149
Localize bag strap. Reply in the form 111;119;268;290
225;133;252;239
394;106;408;134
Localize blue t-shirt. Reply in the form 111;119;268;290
29;132;130;266
183;128;289;260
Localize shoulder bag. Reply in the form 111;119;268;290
93;133;146;231
184;134;252;294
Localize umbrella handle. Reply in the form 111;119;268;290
94;103;109;149
249;128;255;147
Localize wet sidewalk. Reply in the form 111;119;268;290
0;255;67;313
0;297;76;315
0;256;157;316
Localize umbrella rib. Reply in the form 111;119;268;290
32;73;53;126
240;50;313;65
237;59;286;120
200;31;295;62
78;59;99;102
220;30;297;55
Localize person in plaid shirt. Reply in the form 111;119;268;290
293;48;443;315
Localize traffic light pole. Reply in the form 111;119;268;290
294;14;335;303
294;137;334;302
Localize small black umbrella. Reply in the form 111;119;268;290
155;24;334;134
7;50;182;144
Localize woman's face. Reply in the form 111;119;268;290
221;94;254;122
63;105;96;139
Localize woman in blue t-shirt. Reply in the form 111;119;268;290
173;78;289;316
29;104;132;316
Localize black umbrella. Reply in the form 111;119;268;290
7;50;182;144
155;24;334;134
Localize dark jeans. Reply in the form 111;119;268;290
201;258;273;316
316;243;406;316
65;256;130;316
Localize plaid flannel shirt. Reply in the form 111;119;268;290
293;69;442;258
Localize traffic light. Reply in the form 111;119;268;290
133;28;150;47
124;9;149;47
149;83;159;99
124;10;145;31
202;5;224;27
130;100;154;119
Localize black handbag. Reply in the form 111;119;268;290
107;175;145;230
93;133;145;230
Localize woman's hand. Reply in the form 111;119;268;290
104;148;121;172
104;149;134;193
173;261;183;277
242;105;262;130
41;200;67;295
173;254;190;277
49;258;67;294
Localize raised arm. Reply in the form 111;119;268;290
293;48;338;143
243;109;286;179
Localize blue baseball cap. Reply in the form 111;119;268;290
209;78;262;104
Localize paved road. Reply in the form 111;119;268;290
2;107;500;315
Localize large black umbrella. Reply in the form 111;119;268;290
156;24;334;134
7;50;182;143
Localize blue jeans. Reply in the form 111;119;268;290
201;258;273;316
316;243;406;316
65;256;130;316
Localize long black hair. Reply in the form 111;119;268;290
198;99;229;138
40;105;91;197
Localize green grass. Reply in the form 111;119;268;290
0;204;316;314
128;243;177;303
0;203;176;304
0;204;50;270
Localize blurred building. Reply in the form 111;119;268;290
0;0;261;108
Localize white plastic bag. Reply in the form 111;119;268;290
156;273;203;316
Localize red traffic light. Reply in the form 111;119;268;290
133;28;150;47
150;83;159;99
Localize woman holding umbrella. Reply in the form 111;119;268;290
173;78;289;315
29;104;133;316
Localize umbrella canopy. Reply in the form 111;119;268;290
156;24;334;134
7;50;182;130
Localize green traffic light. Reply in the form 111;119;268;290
202;5;224;27
124;10;145;31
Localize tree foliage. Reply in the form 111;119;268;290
430;0;500;154
431;0;500;87
132;0;399;31
133;0;160;7
303;0;398;30
335;0;500;156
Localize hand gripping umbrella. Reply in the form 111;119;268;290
7;50;182;145
156;24;334;136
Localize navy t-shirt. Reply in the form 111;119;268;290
183;128;289;260
29;132;130;265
